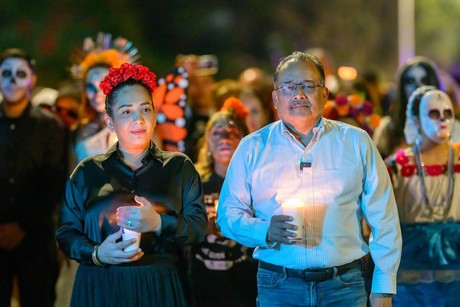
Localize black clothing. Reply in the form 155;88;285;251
187;172;258;307
0;102;67;307
56;142;207;306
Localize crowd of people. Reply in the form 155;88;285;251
1;32;460;307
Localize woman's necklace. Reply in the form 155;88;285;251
413;143;454;210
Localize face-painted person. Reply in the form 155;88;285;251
0;48;67;307
386;85;460;306
56;63;207;307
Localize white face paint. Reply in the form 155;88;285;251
419;90;454;144
403;65;429;100
85;66;109;113
0;57;34;104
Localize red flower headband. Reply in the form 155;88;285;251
99;63;157;96
220;97;249;120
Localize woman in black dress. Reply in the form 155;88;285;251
187;97;258;306
56;63;207;307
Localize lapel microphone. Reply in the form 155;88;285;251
300;161;312;171
299;152;312;171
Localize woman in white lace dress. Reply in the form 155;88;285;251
385;86;460;306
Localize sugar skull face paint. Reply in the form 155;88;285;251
85;66;109;113
419;90;454;143
0;57;35;103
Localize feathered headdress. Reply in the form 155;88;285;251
71;32;140;79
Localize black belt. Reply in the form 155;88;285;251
259;259;362;282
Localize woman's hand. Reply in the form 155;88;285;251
97;228;144;265
117;195;162;233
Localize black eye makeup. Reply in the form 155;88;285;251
0;69;29;79
428;109;453;120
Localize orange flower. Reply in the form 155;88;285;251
367;114;381;129
221;97;249;120
347;94;364;108
336;104;350;117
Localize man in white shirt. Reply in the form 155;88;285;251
217;51;401;307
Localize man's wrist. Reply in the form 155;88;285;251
370;293;393;298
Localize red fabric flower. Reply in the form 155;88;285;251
424;165;444;176
99;63;157;95
221;97;249;120
401;165;416;177
454;164;460;173
335;95;348;106
395;150;409;166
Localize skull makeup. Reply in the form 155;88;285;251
419;90;454;144
403;65;429;100
0;57;35;103
85;66;109;113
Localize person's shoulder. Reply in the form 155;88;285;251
30;104;66;129
243;121;281;144
384;147;414;165
324;118;368;139
158;148;193;164
69;154;99;179
30;104;59;121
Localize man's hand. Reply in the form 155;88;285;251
266;215;297;245
0;222;25;251
370;294;392;307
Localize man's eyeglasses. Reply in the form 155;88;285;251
275;81;324;96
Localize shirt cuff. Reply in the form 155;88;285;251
253;219;272;248
371;271;397;294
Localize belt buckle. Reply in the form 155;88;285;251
301;268;334;282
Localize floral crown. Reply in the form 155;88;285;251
323;94;381;135
99;63;157;96
220;97;249;120
71;32;140;79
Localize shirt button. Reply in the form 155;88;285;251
131;190;135;194
10;124;16;130
9;178;15;184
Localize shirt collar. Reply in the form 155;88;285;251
103;141;164;164
280;117;325;141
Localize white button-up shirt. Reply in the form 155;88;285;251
217;118;402;294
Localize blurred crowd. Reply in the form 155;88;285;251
2;31;460;307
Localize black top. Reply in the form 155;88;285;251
188;172;258;307
0;102;67;236
56;142;207;266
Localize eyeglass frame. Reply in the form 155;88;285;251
275;80;325;96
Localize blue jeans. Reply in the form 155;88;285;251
256;266;367;307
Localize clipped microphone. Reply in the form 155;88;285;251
300;161;312;171
299;152;312;171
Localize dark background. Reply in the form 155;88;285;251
1;0;459;87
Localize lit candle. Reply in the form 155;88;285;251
281;198;306;241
